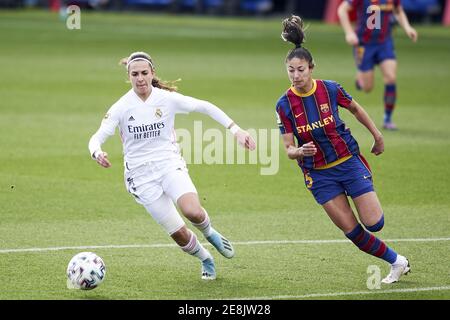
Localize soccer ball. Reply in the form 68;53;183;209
66;252;106;290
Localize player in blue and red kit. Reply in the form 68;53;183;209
338;0;418;130
276;16;410;283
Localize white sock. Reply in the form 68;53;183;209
393;254;406;265
192;209;213;237
181;230;212;261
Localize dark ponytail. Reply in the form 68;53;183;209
281;15;305;48
281;15;315;68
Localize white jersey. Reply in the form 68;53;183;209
89;86;234;170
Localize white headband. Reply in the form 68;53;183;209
126;57;154;70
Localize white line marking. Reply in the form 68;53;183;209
225;286;450;300
1;237;449;254
0;244;175;254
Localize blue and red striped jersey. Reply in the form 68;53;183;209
347;0;400;45
276;79;360;170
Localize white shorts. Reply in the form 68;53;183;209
124;158;197;206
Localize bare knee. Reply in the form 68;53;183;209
380;60;397;84
322;195;359;234
357;72;374;92
180;203;204;223
383;70;396;85
361;82;374;93
177;193;205;223
384;76;396;85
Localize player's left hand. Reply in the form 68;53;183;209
235;130;256;150
371;136;384;156
406;27;418;42
345;32;359;46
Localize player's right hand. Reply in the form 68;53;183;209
235;129;256;151
345;32;359;46
300;141;317;157
95;151;112;168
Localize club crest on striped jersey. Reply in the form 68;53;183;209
320;103;330;113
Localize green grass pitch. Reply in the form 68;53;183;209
0;9;449;300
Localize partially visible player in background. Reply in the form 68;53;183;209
337;0;418;130
276;16;410;283
89;51;256;280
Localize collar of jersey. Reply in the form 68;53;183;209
290;79;317;97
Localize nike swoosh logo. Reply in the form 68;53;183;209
295;112;304;118
363;175;371;179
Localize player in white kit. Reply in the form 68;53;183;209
89;52;256;280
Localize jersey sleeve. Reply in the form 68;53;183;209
170;92;233;128
88;104;120;158
336;82;353;109
169;91;197;114
276;103;293;135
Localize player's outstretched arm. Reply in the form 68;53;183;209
337;1;359;46
228;122;256;151
347;100;384;156
394;5;418;42
185;96;256;151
